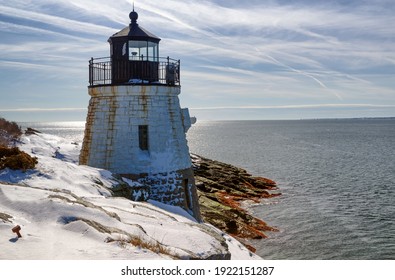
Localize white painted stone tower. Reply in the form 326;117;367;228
80;9;201;220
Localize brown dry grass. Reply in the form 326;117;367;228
0;118;38;171
129;236;174;256
0;117;22;146
0;146;38;171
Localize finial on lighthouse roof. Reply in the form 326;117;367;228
129;4;138;24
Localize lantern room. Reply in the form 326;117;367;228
88;9;179;86
126;11;159;62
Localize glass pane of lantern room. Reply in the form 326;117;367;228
129;40;148;60
148;42;159;62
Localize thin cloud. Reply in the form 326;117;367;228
191;104;395;110
265;54;329;89
0;108;87;112
0;4;115;35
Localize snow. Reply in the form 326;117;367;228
0;132;260;260
128;79;149;84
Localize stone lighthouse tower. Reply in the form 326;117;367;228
79;9;201;221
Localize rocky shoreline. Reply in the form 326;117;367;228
192;154;281;252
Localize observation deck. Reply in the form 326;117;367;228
89;56;180;87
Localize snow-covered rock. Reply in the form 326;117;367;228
0;132;260;260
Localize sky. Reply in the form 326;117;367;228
0;0;394;121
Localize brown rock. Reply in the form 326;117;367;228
191;154;281;251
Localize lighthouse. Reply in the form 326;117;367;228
79;9;201;221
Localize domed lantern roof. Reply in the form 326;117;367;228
109;9;161;43
108;9;160;63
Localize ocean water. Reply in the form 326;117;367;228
21;119;395;259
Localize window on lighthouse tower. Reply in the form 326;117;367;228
138;125;149;150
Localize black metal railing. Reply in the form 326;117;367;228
89;56;180;86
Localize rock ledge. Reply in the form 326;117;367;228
192;154;281;252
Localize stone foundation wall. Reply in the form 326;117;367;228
121;167;201;222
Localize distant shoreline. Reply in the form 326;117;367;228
14;116;395;127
